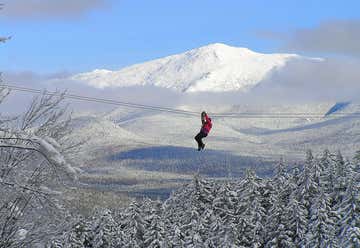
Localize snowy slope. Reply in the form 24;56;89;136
71;43;299;93
65;43;357;159
67;114;152;160
68;102;360;160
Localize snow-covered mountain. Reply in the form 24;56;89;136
65;43;359;161
71;43;299;93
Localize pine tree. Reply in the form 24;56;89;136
238;169;264;206
296;150;318;213
338;176;360;247
238;170;266;247
48;151;360;248
162;208;186;247
143;200;169;248
334;151;347;203
265;187;293;247
306;189;338;248
212;182;238;226
64;218;93;248
312;157;324;187
235;216;253;247
193;175;215;206
121;200;146;247
284;192;308;247
273;157;288;190
170;226;186;247
320;149;337;196
265;157;292;247
179;201;205;247
92;209;119;248
248;195;266;247
143;213;167;247
354;150;360;164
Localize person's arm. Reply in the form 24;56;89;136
204;114;211;123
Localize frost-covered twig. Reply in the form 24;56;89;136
0;84;10;104
20;90;66;131
0;180;54;197
0;135;77;180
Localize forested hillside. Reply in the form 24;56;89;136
51;150;359;248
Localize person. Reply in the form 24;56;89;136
195;111;212;151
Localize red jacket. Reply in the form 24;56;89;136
201;114;212;134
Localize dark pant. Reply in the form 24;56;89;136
195;131;207;148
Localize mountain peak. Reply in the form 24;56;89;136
188;43;255;62
197;42;251;52
71;43;299;92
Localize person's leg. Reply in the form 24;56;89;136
195;132;206;150
195;131;207;150
199;132;207;149
195;132;202;149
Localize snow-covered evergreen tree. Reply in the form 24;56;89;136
334;151;347;203
212;182;238;226
296;150;318;213
238;170;266;247
284;192;308;247
354;150;360;164
48;150;360;248
92;209;119;247
265;187;293;247
58;218;93;248
272;157;289;190
338;176;360;247
143;200;168;248
306;189;338;247
320;149;337;196
121;200;146;247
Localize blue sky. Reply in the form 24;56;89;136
1;0;360;73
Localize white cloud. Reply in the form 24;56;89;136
3;54;360;116
251;57;360;103
1;71;183;114
261;20;360;58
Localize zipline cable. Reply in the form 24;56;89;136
1;84;199;116
1;83;360;119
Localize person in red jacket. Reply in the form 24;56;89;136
195;111;212;151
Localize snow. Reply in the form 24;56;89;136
16;229;28;241
67;115;150;156
0;131;77;178
70;43;300;93
32;136;77;179
51;152;360;246
39;185;62;195
66;102;360;160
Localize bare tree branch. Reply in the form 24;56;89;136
0;144;53;166
0;181;52;197
0;88;77;246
